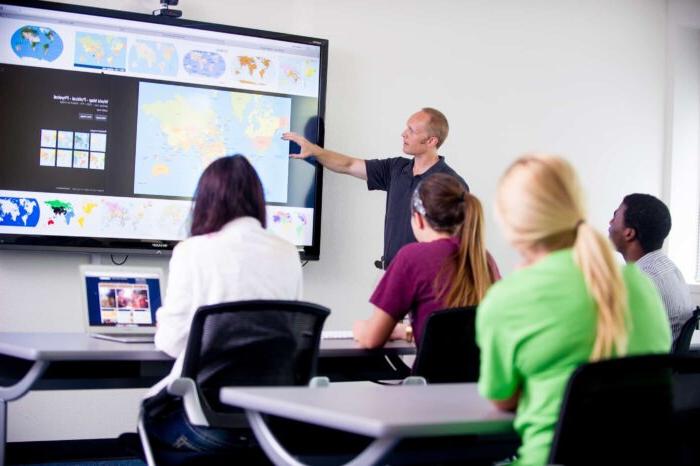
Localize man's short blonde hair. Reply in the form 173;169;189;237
421;107;449;148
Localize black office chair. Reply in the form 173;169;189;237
673;306;700;354
137;300;330;466
548;354;700;466
411;306;480;383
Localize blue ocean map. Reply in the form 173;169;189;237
133;81;292;203
11;25;63;61
0;197;40;227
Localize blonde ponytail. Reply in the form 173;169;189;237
497;155;629;361
573;222;628;360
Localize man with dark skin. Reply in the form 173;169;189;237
609;193;692;341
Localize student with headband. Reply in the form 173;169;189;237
353;173;499;350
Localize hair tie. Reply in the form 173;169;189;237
460;191;466;202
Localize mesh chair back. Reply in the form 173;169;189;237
411;306;479;383
180;300;329;414
549;354;700;466
673;306;700;354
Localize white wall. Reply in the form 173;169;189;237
1;0;668;441
667;0;700;294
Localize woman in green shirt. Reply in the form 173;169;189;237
476;155;671;466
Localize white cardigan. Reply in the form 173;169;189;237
147;216;303;397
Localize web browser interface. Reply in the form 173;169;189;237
0;3;323;248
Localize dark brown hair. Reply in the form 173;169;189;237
413;173;493;307
190;155;266;236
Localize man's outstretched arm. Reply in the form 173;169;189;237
283;132;367;180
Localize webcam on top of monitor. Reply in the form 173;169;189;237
153;0;182;18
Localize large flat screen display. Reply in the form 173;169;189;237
0;0;327;259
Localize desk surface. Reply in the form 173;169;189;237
0;332;414;362
220;383;514;438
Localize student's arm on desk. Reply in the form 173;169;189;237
352;307;406;349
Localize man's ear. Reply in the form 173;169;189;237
623;226;637;242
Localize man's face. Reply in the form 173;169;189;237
401;111;434;156
608;202;631;252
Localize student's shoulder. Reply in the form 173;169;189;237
478;265;551;321
392;240;436;262
480;273;527;309
172;234;202;255
621;262;660;300
265;229;301;256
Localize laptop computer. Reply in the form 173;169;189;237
80;265;164;343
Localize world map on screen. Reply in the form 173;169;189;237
183;50;225;78
74;32;127;70
233;55;275;86
0;197;39;227
279;57;319;94
11;25;63;62
133;82;292;203
129;40;178;77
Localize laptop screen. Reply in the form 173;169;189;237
82;267;163;329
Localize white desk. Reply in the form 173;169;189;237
220;383;515;466
0;332;414;465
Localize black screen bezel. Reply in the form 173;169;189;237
0;0;327;260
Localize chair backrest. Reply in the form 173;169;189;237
548;354;700;466
672;306;700;354
411;306;479;383
180;300;329;421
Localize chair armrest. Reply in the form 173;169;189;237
401;376;427;386
308;376;330;387
167;377;209;427
137;408;158;466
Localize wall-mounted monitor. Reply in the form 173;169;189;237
0;0;327;259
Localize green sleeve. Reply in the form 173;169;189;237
623;266;672;352
476;285;522;401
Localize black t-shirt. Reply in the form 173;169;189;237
365;156;468;268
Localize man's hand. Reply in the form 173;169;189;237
282;132;318;159
282;132;368;180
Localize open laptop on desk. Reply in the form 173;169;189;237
80;265;163;343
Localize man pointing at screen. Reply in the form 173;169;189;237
282;107;467;269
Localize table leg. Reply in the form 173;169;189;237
0;361;50;466
246;410;399;466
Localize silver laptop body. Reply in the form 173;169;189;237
80;265;164;343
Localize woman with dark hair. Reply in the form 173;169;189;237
145;155;302;456
352;173;500;349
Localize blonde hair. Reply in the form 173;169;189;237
421;107;449;148
496;155;628;360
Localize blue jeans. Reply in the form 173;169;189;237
144;406;253;455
